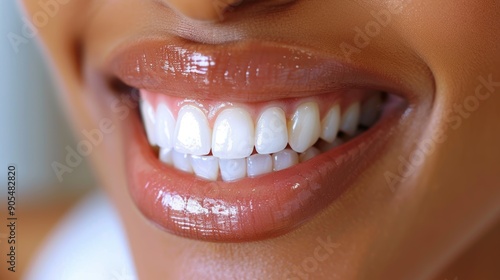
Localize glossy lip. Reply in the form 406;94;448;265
111;39;412;242
108;38;418;103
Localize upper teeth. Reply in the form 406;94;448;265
287;102;321;153
174;105;211;156
140;91;383;181
255;107;288;154
212;108;255;159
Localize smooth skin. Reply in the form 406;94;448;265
21;0;500;279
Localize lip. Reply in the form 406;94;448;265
110;39;413;242
109;38;418;102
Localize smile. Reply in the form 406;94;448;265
140;89;384;181
107;39;411;242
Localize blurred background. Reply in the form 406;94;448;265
0;1;95;277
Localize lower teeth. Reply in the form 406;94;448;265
156;132;361;182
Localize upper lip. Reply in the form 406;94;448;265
108;38;422;103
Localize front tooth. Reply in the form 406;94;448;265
255;107;288;154
299;147;321;162
272;149;299;171
172;150;193;173
339;102;360;136
288;102;321;153
360;94;382;127
219;158;247;182
191;155;219;181
159;147;173;165
174;105;211;156
320;105;340;143
247;154;273;177
155;104;176;150
140;100;157;145
212;108;255;159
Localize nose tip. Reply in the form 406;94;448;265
164;0;243;21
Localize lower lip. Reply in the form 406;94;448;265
125;97;405;242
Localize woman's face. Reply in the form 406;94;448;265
22;0;500;279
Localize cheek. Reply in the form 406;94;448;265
394;0;499;85
68;64;132;199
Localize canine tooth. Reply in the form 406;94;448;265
255;107;288;154
174;105;211;156
340;102;360;136
360;94;382;127
219;158;247;181
191;155;219;181
155;104;176;150
159;148;173;165
140;100;157;145
317;138;344;152
299;147;321;162
320;105;341;143
288;102;321;153
273;149;299;171
212;108;255;159
247;154;273;177
172;150;193;173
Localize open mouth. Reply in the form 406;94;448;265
140;89;386;181
106;39;410;242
